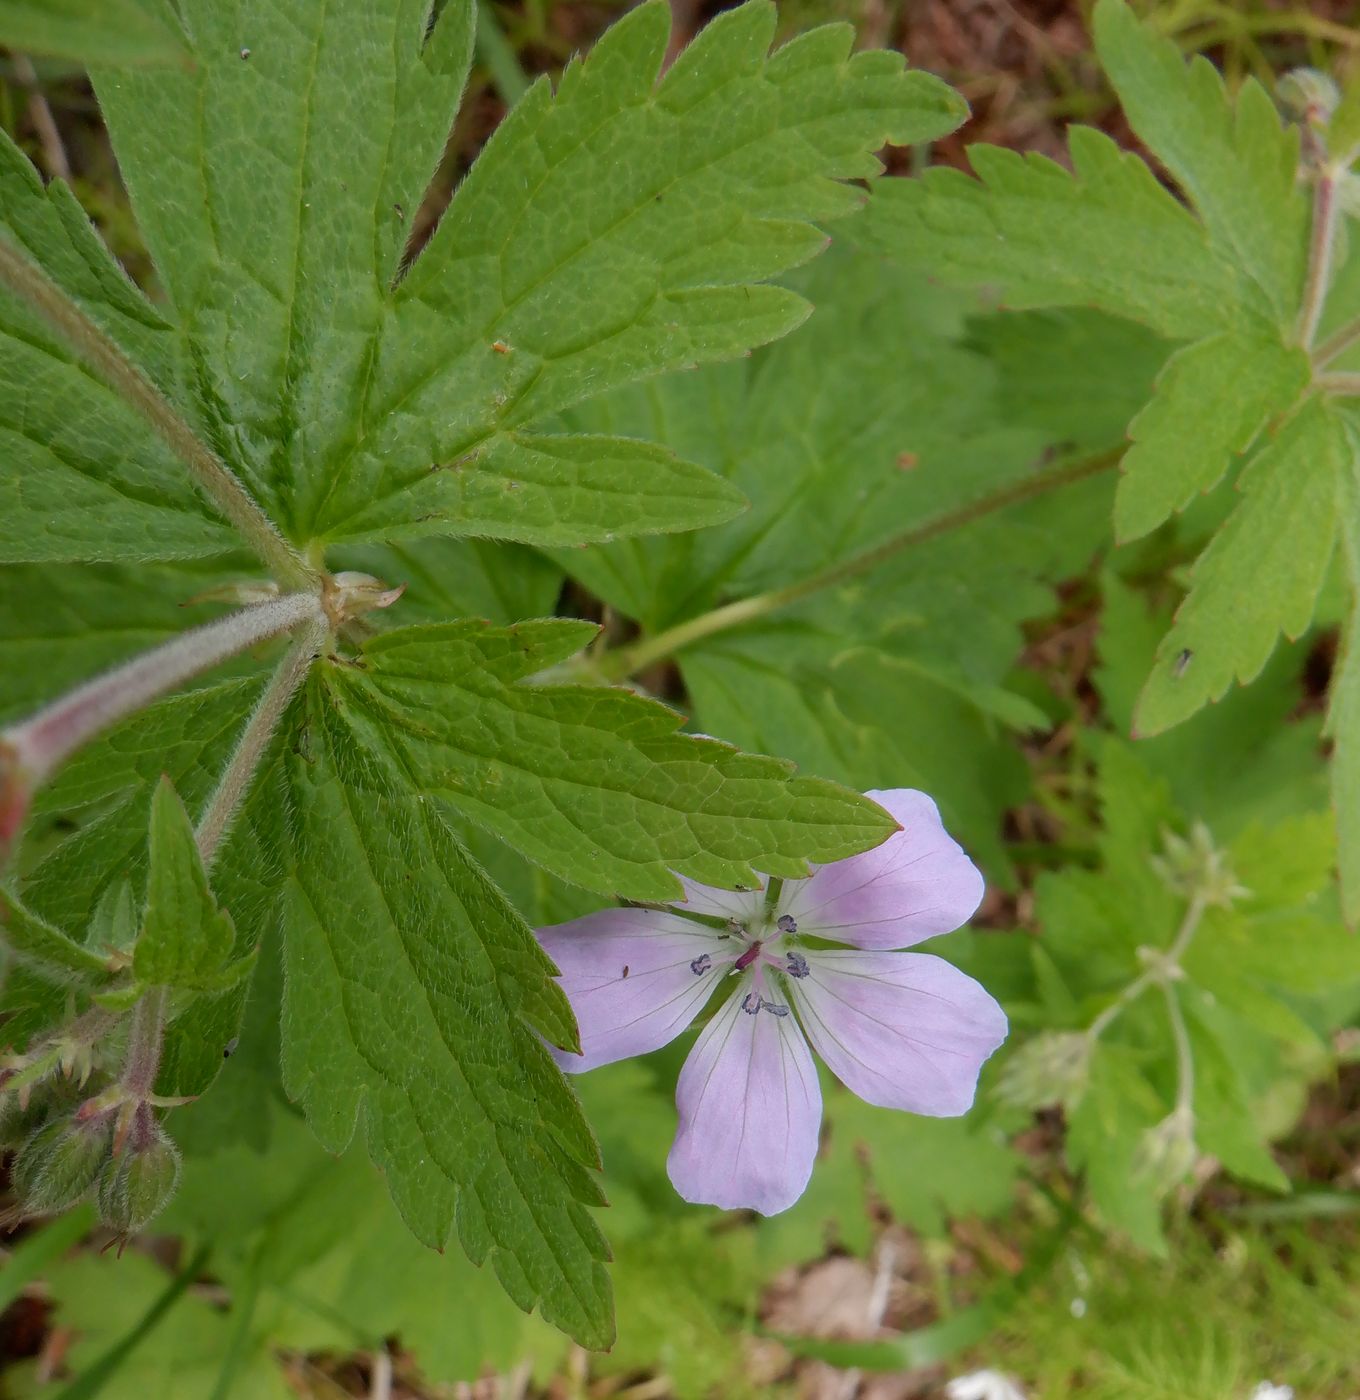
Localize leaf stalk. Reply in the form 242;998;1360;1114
1297;170;1340;350
1;592;326;850
0;236;313;588
196;619;329;867
599;449;1118;680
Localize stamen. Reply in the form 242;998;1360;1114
690;953;712;976
741;991;761;1015
762;999;790;1018
785;951;809;979
777;914;798;935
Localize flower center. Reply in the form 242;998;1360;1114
680;890;809;1016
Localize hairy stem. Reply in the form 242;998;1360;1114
0;237;312;588
1161;981;1195;1118
1298;171;1340;349
3;592;325;798
1087;892;1207;1042
12;55;71;182
196;619;328;867
599;450;1118;681
1313;317;1360;367
117;623;327;1105
1315;371;1360;396
122;987;168;1099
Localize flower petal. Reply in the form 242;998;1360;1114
675;875;766;923
667;988;822;1215
782;789;983;949
536;908;727;1071
793;950;1007;1115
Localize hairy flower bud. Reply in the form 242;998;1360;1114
1134;1106;1199;1196
1150;823;1248;909
11;1111;114;1215
0;1071;81;1150
97;1120;181;1236
1278;68;1340;128
995;1031;1092;1112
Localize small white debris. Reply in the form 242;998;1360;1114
946;1370;1028;1400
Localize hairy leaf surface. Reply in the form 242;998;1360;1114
279;674;612;1345
1135;398;1343;736
330;618;897;900
1115;333;1310;542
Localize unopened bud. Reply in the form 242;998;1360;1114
12;1110;114;1215
1133;1106;1199;1196
995;1032;1093;1112
97;1119;181;1236
0;1067;81;1148
1279;68;1340;128
1150;823;1248;908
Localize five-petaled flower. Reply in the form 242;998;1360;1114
536;789;1007;1215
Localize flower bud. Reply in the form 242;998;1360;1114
96;1122;181;1236
1279;68;1340;127
0;1070;82;1149
11;1111;114;1215
1150;823;1248;908
995;1031;1092;1112
1134;1106;1199;1196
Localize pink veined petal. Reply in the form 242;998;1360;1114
674;875;766;923
667;986;823;1216
536;908;727;1072
781;789;983;949
792;950;1007;1116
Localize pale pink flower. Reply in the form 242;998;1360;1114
537;790;1007;1214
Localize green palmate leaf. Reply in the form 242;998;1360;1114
1115;333;1310;543
1135;397;1344;736
1092;0;1308;328
93;0;479;533
558;249;1090;631
336;432;747;546
0;883;109;983
305;0;964;544
555;251;1115;872
95;0;962;550
0;131;231;563
278;675;611;1346
328;619;897;901
969;308;1170;453
857;125;1245;341
0;0;186;66
134;777;250;992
